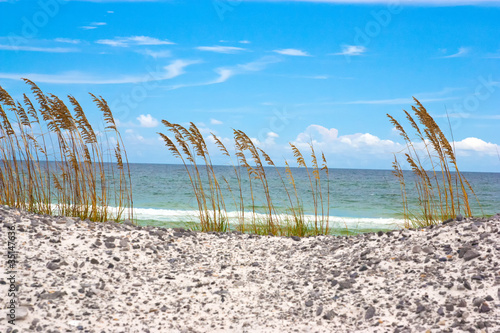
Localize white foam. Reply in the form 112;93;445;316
131;207;404;230
45;203;403;230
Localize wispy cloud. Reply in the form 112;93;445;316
139;49;172;58
273;48;310;56
332;45;366;56
80;21;106;30
309;75;329;79
237;56;281;71
168;56;281;90
211;68;234;84
210;118;223;125
97;36;175;47
207;56;282;84
196;46;247;54
124;129;145;143
0;44;78;53
0;59;198;84
218;40;251;44
54;38;81;44
440;47;470;58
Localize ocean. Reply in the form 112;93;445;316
127;163;500;231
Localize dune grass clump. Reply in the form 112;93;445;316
159;121;228;232
388;98;480;228
158;121;331;236
0;79;133;222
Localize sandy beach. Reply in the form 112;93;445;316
1;206;499;332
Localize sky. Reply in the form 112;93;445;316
0;0;499;172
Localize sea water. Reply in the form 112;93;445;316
127;164;499;231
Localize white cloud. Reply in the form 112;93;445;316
273;48;310;56
0;59;198;84
54;38;81;44
292;126;500;163
211;56;282;83
454;137;500;155
163;59;198;78
196;46;247;54
212;68;234;84
169;68;233;90
97;36;175;47
139;49;172;58
293;124;401;154
239;40;251;44
236;56;281;72
310;75;329;79
441;47;470;58
168;56;281;90
134;135;145;142
250;131;280;146
210;119;223;125
80;21;107;30
198;127;215;135
125;130;145;143
333;45;366;56
480;115;500;120
296;125;338;144
136;114;159;128
0;44;77;53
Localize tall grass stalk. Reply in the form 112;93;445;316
159;121;228;232
388;98;481;228
159;121;332;236
0;80;133;222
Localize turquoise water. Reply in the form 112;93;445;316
127;164;499;230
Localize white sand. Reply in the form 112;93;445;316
1;207;499;332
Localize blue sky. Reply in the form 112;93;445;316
1;0;499;171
